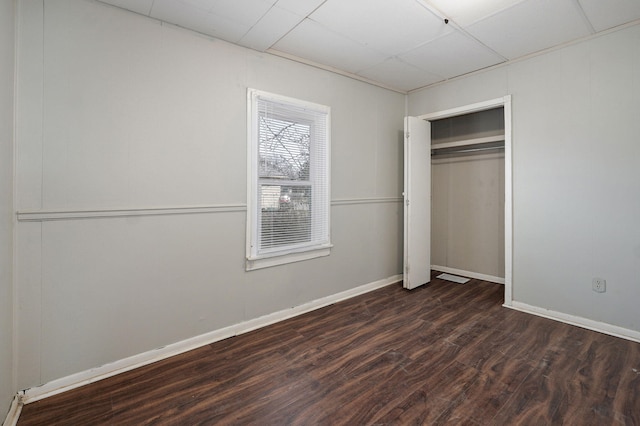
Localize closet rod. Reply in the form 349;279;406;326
431;135;504;150
432;145;504;156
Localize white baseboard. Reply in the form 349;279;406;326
20;274;401;405
432;265;505;285
2;394;22;426
506;301;640;344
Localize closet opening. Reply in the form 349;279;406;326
430;107;505;285
404;96;513;304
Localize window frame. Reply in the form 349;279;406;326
246;89;331;271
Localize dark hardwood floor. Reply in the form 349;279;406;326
18;271;640;425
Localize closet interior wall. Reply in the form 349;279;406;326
431;108;505;281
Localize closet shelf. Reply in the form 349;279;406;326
431;134;504;150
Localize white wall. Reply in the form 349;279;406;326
0;0;15;415
14;0;405;389
410;23;640;333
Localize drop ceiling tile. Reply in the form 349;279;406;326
275;0;326;17
425;0;526;27
150;0;251;42
309;0;453;56
175;0;217;13
400;31;505;79
97;0;155;15
212;0;278;27
357;58;444;92
578;0;640;32
271;19;387;73
466;0;592;59
239;6;304;51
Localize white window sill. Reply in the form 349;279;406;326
246;245;332;271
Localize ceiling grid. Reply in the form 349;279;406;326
96;0;640;92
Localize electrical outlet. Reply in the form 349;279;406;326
592;278;606;293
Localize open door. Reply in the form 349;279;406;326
403;117;431;290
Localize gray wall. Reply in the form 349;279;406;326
0;0;15;415
432;154;505;278
410;23;640;332
14;0;405;389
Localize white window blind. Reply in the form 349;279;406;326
247;89;331;270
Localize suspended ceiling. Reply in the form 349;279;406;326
97;0;640;92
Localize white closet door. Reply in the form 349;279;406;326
403;117;431;290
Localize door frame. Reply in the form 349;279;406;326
416;95;513;306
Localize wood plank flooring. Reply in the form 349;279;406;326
18;271;640;425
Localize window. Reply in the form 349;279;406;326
246;89;331;270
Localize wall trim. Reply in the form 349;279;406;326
506;301;640;344
432;265;505;285
331;197;402;206
19;274;402;405
266;49;407;95
1;394;21;426
16;204;248;221
417;97;506;121
16;197;403;222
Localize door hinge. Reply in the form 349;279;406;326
405;132;410;139
405;199;410;206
